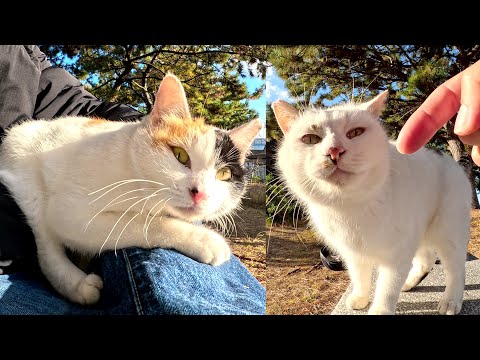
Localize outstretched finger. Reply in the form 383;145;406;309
459;131;480;146
396;79;461;154
472;146;480;167
453;73;480;136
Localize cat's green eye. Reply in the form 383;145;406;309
346;127;365;139
172;146;189;165
301;134;321;144
216;167;232;181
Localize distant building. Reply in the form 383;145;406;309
246;137;266;181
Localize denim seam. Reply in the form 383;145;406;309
122;249;144;315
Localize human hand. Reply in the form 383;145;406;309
396;59;480;165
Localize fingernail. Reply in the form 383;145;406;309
454;104;469;134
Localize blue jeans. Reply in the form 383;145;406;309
0;248;265;315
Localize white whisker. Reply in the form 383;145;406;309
144;197;173;243
227;213;238;237
89;179;166;204
143;193;171;238
84;188;160;231
98;194;164;255
114;212;141;256
281;197;295;232
140;187;171;214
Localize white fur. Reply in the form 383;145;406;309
275;96;471;315
0;74;261;305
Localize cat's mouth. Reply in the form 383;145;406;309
332;167;353;176
170;204;208;220
321;166;354;181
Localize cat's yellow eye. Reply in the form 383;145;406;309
216;167;232;181
346;127;365;139
301;134;321;145
172;146;190;165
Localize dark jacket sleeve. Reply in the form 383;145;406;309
34;66;144;122
0;45;143;133
0;45;50;131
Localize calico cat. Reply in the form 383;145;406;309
0;73;262;305
272;91;471;315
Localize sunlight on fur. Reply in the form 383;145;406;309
0;73;262;305
272;91;471;315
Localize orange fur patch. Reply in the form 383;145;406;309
84;117;110;127
150;115;210;147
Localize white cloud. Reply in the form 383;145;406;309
240;60;260;77
266;80;274;99
266;65;298;102
266;79;294;102
266;65;273;77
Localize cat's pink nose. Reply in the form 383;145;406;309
327;147;346;161
190;188;206;205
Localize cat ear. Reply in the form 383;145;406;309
360;90;388;117
228;118;263;164
150;73;191;123
271;100;300;134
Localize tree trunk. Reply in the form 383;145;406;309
445;121;480;209
469;169;480;209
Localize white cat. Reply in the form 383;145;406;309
272;91;471;315
0;73;262;305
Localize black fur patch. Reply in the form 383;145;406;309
214;130;245;183
319;246;346;271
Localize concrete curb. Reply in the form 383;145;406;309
331;258;480;315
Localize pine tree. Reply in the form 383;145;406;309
40;45;267;129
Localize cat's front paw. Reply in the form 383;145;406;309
194;230;231;266
346;293;369;310
437;298;462;315
367;305;395;315
75;274;103;305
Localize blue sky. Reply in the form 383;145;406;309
243;75;266;139
266;66;350;107
266;66;294;103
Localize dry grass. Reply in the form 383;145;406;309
222;202;266;287
266;209;480;315
266;226;349;315
244;182;266;207
468;209;480;259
